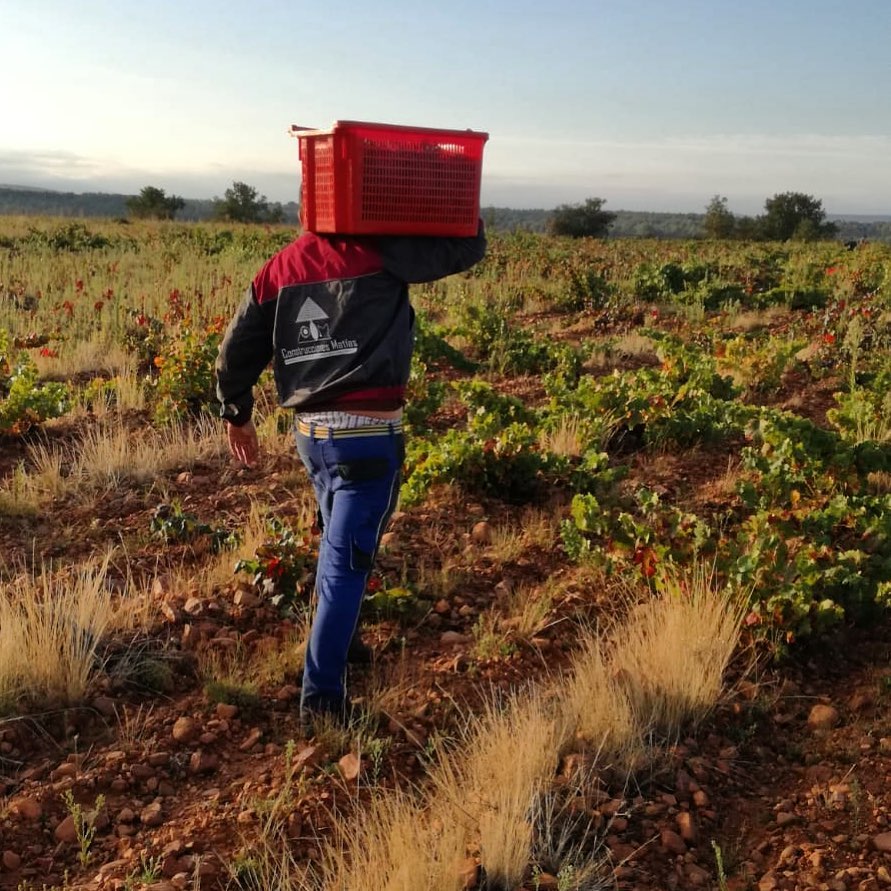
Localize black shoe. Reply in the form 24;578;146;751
347;635;373;665
299;695;347;738
299;696;383;739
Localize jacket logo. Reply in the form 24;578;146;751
282;297;359;366
296;297;330;343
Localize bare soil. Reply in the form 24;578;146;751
2;326;891;891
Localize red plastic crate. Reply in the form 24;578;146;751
292;121;488;237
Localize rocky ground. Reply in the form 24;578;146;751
1;339;890;891
3;485;891;891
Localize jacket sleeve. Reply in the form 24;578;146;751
214;284;276;426
375;219;487;284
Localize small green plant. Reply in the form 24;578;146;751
123;309;166;370
362;575;418;620
455;301;561;374
234;517;314;608
61;789;106;866
26;220;111;251
849;776;864;835
227;853;263;891
711;840;729;891
454;378;537;435
105;641;177;695
249;739;307;833
402;424;553;506
150;501;237;552
403;355;445;431
718;334;805;394
531;864;543;890
557;864;578;891
421;729;455;764
204;678;262;710
124;853;162;890
472;612;517;661
0;329;69;434
362;735;391;784
413;311;477;371
152;320;224;423
199;632;299;713
558;263;615;312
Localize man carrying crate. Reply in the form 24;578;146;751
215;221;486;734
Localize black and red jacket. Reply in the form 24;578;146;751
215;222;486;425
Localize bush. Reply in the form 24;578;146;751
401;425;551;506
547;198;616;238
152;322;224;424
0;329;69;434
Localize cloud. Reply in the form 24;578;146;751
484;133;891;213
0;148;109;178
0;148;300;204
3;133;890;214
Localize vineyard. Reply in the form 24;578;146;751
2;216;891;890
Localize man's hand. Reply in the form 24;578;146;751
226;420;259;467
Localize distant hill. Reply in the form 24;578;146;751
478;208;891;242
483;206;707;238
0;183;51;192
830;214;891;223
1;185;889;242
0;185;301;224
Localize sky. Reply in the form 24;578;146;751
1;0;890;215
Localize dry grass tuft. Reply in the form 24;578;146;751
486;508;556;563
588;332;657;370
69;366;148;416
849;404;891;445
0;464;43;517
308;791;468;891
610;563;746;743
453;694;565;888
539;414;586;458
562;634;647;776
613;332;658;358
112;702;161;750
35;336;133;381
471;610;515;661
199;624;308;710
0;554;133;709
282;559;745;891
726;306;786;333
112;368;150;412
21;416;224;498
253;401;301;460
529;774;615;890
868;470;891;495
497;581;555;641
415;557;471;602
564;561;745;763
540;411;621;457
361;648;422;721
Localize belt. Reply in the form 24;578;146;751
296;419;403;440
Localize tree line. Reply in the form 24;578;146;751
0;184;300;224
701;193;839;242
1;183;889;242
125;182;287;223
548;192;845;242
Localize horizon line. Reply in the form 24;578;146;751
2;182;889;221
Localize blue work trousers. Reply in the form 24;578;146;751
295;424;404;712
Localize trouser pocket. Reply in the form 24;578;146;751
337;454;402;573
350;539;374;572
336;457;392;483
